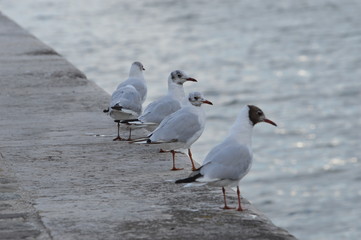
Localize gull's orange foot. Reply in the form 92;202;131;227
171;167;184;171
222;206;235;210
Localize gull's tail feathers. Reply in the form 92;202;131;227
121;120;158;129
111;104;138;114
110;105;139;120
121;118;140;123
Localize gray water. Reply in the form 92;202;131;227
1;0;360;239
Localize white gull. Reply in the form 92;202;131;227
175;105;277;211
104;61;147;140
136;92;212;171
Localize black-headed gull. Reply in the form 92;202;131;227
175;105;277;211
136;92;212;171
104;61;146;141
121;70;197;132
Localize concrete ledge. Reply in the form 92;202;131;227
0;12;297;239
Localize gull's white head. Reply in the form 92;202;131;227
188;92;213;107
132;61;145;71
247;105;277;127
169;70;197;85
129;61;145;77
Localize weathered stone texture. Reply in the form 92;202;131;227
0;12;296;240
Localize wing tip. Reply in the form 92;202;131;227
175;172;203;184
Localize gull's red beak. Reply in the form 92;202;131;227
264;118;277;127
202;100;213;105
186;77;198;82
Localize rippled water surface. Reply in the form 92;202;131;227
1;0;360;239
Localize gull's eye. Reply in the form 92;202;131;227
177;74;182;78
257;111;263;116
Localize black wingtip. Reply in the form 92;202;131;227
146;139;151;144
111;105;122;111
121;118;139;124
103;108;109;113
175;172;202;184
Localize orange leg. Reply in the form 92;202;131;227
113;121;123;141
170;150;183;171
222;187;234;210
236;186;243;211
188;149;197;171
126;128;132;141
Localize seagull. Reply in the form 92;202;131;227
136;92;212;171
104;61;147;141
121;70;197;132
175;105;277;211
114;61;147;104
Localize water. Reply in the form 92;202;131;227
1;0;361;239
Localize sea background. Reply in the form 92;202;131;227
1;0;360;239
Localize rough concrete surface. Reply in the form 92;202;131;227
0;13;297;240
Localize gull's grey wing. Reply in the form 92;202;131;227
201;139;228;166
150;108;201;143
117;77;147;103
110;85;142;114
140;96;181;124
201;142;252;180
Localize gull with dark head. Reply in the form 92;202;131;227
136;92;212;171
175;105;277;211
104;61;147;141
